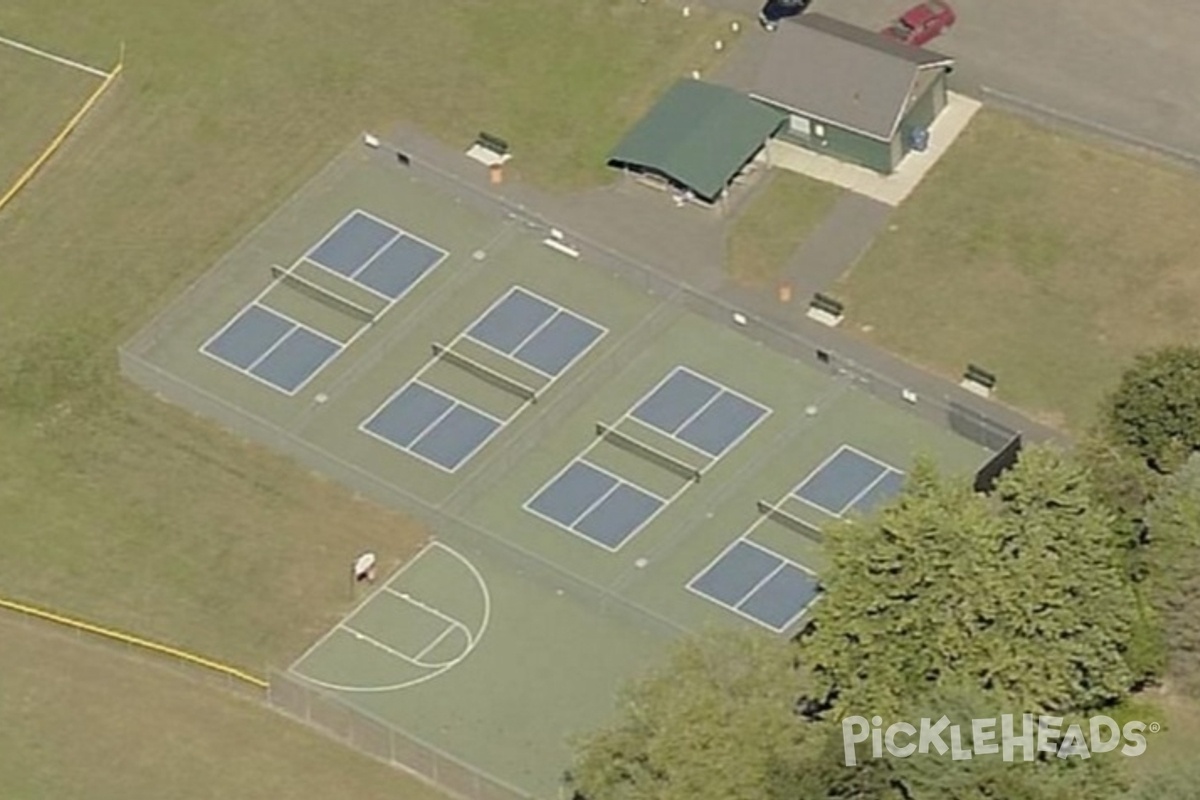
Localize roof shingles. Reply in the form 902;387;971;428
749;14;953;142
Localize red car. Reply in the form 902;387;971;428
880;0;956;47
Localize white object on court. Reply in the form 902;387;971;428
353;552;377;580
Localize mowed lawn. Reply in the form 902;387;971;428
0;619;447;800
836;110;1200;431
725;171;841;286
0;43;101;194
0;3;734;683
0;4;736;797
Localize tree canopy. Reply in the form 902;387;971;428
803;448;1136;718
1104;345;1200;473
567;629;818;800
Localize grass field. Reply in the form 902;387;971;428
0;39;101;195
836;110;1200;432
0;618;448;800
0;1;736;796
725;171;841;286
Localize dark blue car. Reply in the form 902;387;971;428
758;0;811;31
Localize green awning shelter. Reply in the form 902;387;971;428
608;79;786;202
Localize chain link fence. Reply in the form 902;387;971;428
268;669;534;800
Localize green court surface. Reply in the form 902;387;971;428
124;142;991;798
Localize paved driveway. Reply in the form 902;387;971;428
723;0;1200;161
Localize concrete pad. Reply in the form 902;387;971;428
766;92;981;206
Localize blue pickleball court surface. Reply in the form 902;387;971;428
793;446;906;517
688;540;819;632
630;366;770;458
306;210;447;301
524;460;664;551
360;381;502;472
466;286;606;377
201;304;341;394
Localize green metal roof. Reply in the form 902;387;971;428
608;79;785;201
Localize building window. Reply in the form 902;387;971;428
789;115;811;137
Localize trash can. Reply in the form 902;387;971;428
909;127;930;152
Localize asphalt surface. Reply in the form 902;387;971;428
727;0;1200;164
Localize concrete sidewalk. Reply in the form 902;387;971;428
778;192;891;297
766;93;982;207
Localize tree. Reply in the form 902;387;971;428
801;459;1000;719
802;448;1138;719
567;629;822;800
1144;456;1200;696
882;684;1128;800
1103;346;1200;474
981;447;1136;711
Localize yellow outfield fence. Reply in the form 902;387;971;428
0;53;124;216
0;596;268;690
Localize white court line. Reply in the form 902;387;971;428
354;287;555;473
521;456;672;553
667;381;725;436
383;585;472;640
519;365;716;553
685;536;819;633
791;444;901;519
627;364;773;463
302;208;400;276
674;364;774;419
305;208;450;302
357;377;509;474
470;285;558;355
502;285;611;383
298;258;392;304
462;284;609;384
199;303;346;397
465;333;553;380
670;365;774;460
0;33;108;78
413;624;458;663
339;623;446;668
836;467;903;517
291;541;492;693
297;207;449;312
839;443;902;473
624;365;708;436
290;540;443;668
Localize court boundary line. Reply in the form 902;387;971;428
290;540;491;693
352;291;528;472
672;365;775;460
465;284;612;382
524;402;693;552
630;364;774;460
200;301;345;396
465;283;611;385
355;282;605;474
685;535;820;634
0;32;109;77
304;207;450;301
837;465;905;517
197;205;454;397
792;443;903;519
523;456;671;553
359;379;505;474
304;208;401;282
520;362;771;554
